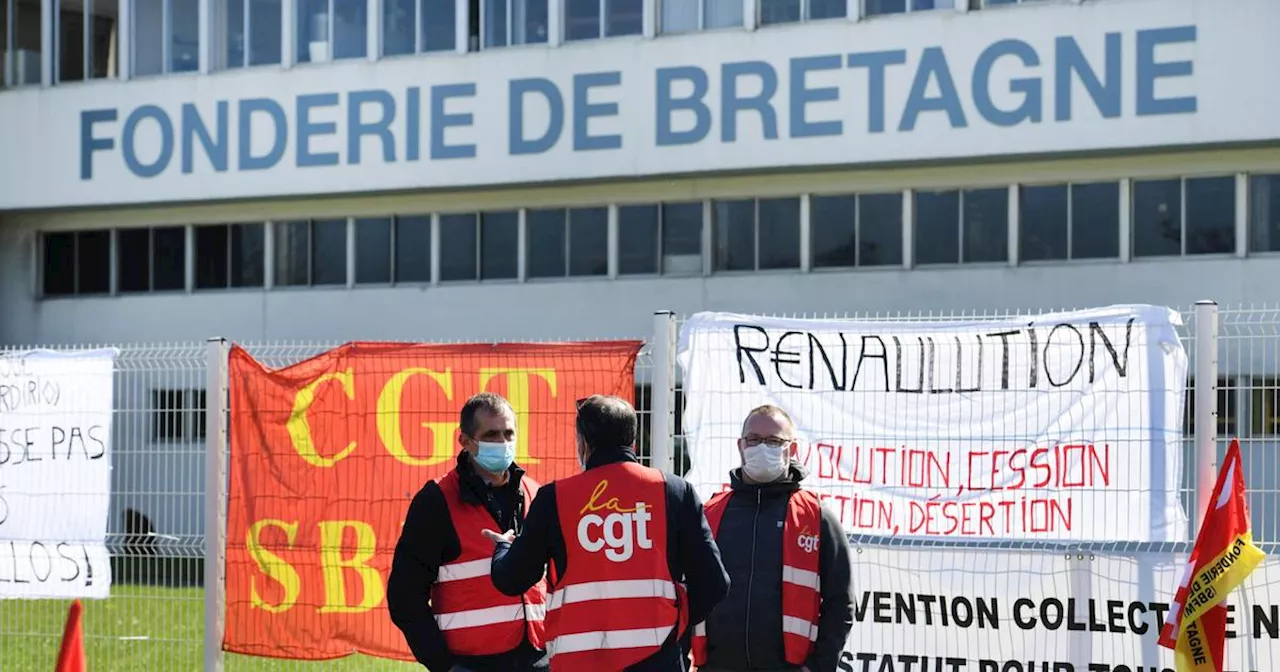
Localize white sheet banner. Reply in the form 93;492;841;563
840;547;1280;672
0;349;117;599
678;305;1189;542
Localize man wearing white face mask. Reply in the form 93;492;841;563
388;392;549;672
690;405;853;672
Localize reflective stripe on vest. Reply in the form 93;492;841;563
547;462;685;672
431;469;548;656
691;488;823;667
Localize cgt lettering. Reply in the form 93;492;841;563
576;480;652;563
287;366;555;468
796;529;819;554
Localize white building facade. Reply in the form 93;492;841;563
1;0;1278;348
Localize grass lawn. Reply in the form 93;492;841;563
0;585;421;671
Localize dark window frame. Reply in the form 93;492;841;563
115;225;189;293
712;196;801;273
194;222;266;290
809;191;904;269
391;213;433;285
914;187;1009;265
1018;181;1122;263
273;218;350;287
41;230;113;298
151;388;208;442
1132;175;1237;258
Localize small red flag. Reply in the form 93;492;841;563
55;599;86;672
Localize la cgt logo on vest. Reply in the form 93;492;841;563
796;527;820;554
576;480;653;563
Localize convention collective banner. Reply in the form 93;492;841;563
840;546;1280;672
223;340;642;660
677;305;1189;543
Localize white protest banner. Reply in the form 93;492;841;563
839;547;1280;672
677;305;1188;542
0;348;117;599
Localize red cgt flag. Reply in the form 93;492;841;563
1157;439;1267;672
55;599;86;672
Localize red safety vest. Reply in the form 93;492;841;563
691;488;823;667
431;470;547;656
546;461;687;671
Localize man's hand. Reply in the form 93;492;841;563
482;529;516;545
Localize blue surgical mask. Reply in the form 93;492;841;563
474;440;516;474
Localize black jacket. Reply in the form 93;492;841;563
699;462;854;672
387;451;548;672
489;448;731;671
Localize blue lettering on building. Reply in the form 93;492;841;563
78;26;1198;180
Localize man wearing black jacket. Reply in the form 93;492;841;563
387;392;548;672
483;395;731;671
695;405;854;672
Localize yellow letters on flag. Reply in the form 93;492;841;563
1158;439;1266;672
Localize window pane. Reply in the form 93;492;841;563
133;0;163;75
312;219;348;285
171;0;200;72
423;0;455;51
705;0;741;28
117;228;151;292
605;0;641;36
660;0;696;33
810;195;856;268
87;0;118;78
618;205;658;274
275;221;310;286
809;0;845;18
662;202;702;275
1071;182;1119;259
712;199;755;272
568;207;608;276
527;208;567;278
78;230;111;294
153;226;186;290
1185;176;1235;255
383;0;415;55
394;215;431;283
759;0;799;25
914;190;959;265
56;0;87;82
355;217;392;284
865;0;905;14
229;223;264;287
757;197;800;270
332;0;367;58
482;0;507;47
439;213;478;281
565;0;598;40
1250;175;1280;254
480;211;518;280
226;0;246;67
298;0;324;62
962;189;1008;263
1019;185;1068;262
517;0;548;44
43;233;77;296
249;0;282;65
859;193;903;266
1132;179;1182;257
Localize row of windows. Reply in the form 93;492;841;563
40;172;1280;297
0;0;1050;87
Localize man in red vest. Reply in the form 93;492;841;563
690;405;853;672
388;392;549;672
483;394;730;671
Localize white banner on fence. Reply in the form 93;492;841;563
841;547;1280;672
0;349;117;599
677;305;1189;542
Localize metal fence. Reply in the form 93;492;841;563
0;301;1276;671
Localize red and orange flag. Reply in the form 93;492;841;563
1158;439;1267;672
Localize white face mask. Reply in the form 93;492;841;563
742;444;787;482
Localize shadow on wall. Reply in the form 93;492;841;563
111;507;205;588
